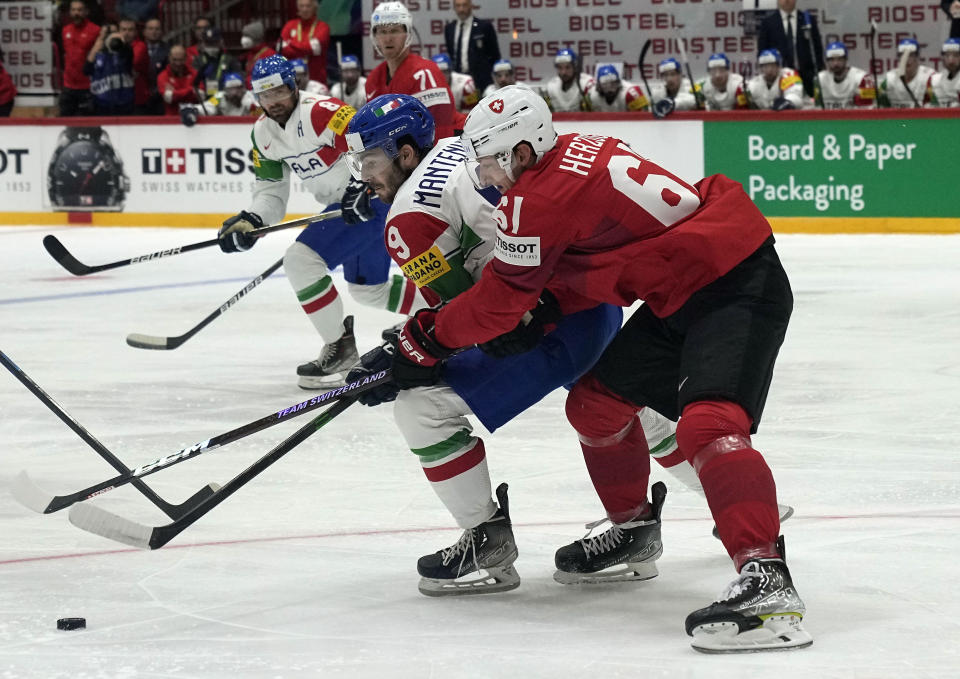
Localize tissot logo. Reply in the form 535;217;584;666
489;99;504;113
141;147;253;175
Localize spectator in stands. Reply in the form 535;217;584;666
241;21;275;83
697;53;747;110
116;0;158;23
587;64;647;112
650;58;698;111
291;58;329;95
746;48;806;110
330;54;366;108
201;71;258;116
483;59;517;97
0;49;16;117
279;0;330;85
943;1;960;39
932;38;960;106
186;16;211;63
541;48;593;112
118;17;151;114
878;39;935;108
158;44;200;115
431;53;478;113
60;0;100;116
817;42;875;109
192;26;240;95
756;0;823;98
444;0;500;94
142;17;169;114
84;22;135;115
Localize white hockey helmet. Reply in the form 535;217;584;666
461;85;557;182
371;2;413;53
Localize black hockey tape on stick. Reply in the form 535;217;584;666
869;21;880;109
1;350;216;520
126;257;284;350
68;398;356;550
43;211;340;277
11;369;393;514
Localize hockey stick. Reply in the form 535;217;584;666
800;14;825;109
896;45;922;108
637;39;656;117
43;211;339;277
126;258;284;350
11;369;391;514
869;21;881;108
1;350;217;519
68;397;355;549
675;30;705;110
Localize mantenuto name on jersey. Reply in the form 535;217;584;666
412;141;468;208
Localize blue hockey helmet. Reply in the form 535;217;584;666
707;53;730;70
492;59;513;75
897;38;919;54
340;54;360;70
658;57;681;75
942;37;960;54
758;49;782;66
825;41;848;59
345;94;435;180
251;55;297;102
431;53;452;71
596;64;620;85
221;71;245;89
554;48;577;65
289;58;308;75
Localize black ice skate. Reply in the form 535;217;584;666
553;481;666;585
417;483;520;597
686;536;812;653
296;316;360;389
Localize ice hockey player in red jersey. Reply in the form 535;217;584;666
364;2;460;138
388;85;812;654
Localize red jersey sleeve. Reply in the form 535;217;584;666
308;96;355;162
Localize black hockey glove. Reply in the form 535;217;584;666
772;97;796;111
218;210;262;253
652;98;675;119
340;178;375;224
346;328;402;407
479;289;563;358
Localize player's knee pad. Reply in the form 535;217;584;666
393;386;473;452
283;241;329;289
677;400;754;474
566;374;639;446
346;280;391;309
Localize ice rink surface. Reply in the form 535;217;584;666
0;226;958;678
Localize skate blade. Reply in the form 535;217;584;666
418;565;520;597
553;561;659;585
297;373;348;390
690;614;812;653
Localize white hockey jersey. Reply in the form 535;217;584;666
880;66;935;107
305;80;330;96
587;81;647;112
541;73;594;112
385;136;497;302
331;77;367;109
931;69;960;107
698;72;746;110
746;68;806;109
816;66;875;109
247;90;355;225
647;77;698;111
447;71;479;112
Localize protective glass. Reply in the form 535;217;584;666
256;85;292;105
347;147;394;182
464;153;509;190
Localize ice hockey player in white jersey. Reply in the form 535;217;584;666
482;59;518;97
329;54;367;109
541;48;593;112
816;42;875;109
200;71;258;115
879;39;935;108
216;55;424;388
647;58;698;112
931;38;960;107
431;53;479;112
587;64;647;112
746;49;807;110
291;57;330;96
697;53;747;111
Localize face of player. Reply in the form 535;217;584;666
709;66;728;90
494;69;514;87
297;0;316;21
761;63;780;83
827;56;847;77
353;147;409;204
374;25;408;61
69;1;87;24
904;53;919;79
555;62;575;85
144;19;161;42
663;70;682;93
598;79;619;97
259;85;297;126
224;85;244;106
119;20;137;44
295;71;308;89
342;67;360;87
472;152;521;192
944;51;960;72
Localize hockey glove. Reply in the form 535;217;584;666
652;98;675;119
218;211;262;253
479;289;563;358
346;334;401;407
772;97;796;111
392;308;452;389
340;178;375;225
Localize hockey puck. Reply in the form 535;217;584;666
56;617;86;631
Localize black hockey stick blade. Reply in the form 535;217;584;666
69;398;355;549
126;258;285;350
42;235;97;276
11;369;391;514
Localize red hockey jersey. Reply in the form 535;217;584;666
365;54;458;140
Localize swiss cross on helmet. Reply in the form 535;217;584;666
345;94;435;178
251;54;297;102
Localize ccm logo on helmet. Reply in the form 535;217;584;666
489;99;504;113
